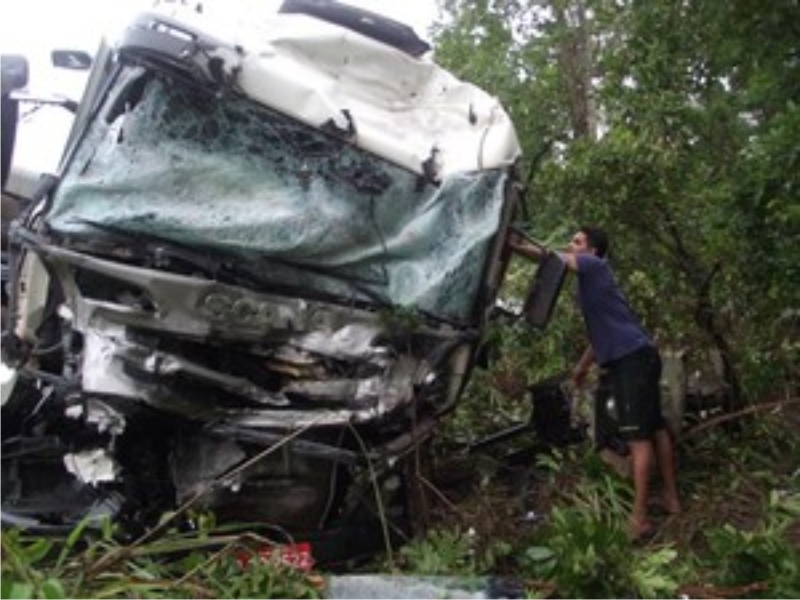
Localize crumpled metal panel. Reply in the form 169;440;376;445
324;575;525;599
37;243;464;426
118;3;520;177
63;449;119;486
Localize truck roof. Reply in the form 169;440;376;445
119;0;520;178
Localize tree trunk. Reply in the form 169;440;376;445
554;0;597;140
652;202;744;411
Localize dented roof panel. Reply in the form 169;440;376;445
117;2;520;177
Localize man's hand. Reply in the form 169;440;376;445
571;364;590;388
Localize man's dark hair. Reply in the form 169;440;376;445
580;225;609;258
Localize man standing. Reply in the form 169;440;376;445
510;226;681;539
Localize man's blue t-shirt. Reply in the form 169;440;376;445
575;254;652;366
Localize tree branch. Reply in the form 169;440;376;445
681;397;800;440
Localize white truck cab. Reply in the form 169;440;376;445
1;0;561;562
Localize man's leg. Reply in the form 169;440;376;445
628;439;654;536
608;347;664;537
654;427;681;514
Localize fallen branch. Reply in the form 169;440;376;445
417;473;462;516
681;397;800;440
678;580;770;599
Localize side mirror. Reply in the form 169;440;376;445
51;50;93;71
523;252;567;328
1;54;29;95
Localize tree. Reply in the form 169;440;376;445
432;0;799;402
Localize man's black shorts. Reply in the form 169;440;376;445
607;345;665;440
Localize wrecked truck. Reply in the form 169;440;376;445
1;0;562;561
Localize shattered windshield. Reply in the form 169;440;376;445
46;67;509;323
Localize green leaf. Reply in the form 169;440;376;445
525;546;555;562
56;517;92;570
41;579;66;599
3;582;34;600
22;538;53;564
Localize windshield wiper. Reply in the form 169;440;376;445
71;220;393;308
242;250;394;308
74;219;242;279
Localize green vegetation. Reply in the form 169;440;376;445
395;409;800;598
3;408;798;598
1;520;324;599
404;3;800;591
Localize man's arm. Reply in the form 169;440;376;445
507;231;548;262
572;345;595;387
507;231;579;272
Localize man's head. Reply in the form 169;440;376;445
567;225;609;258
